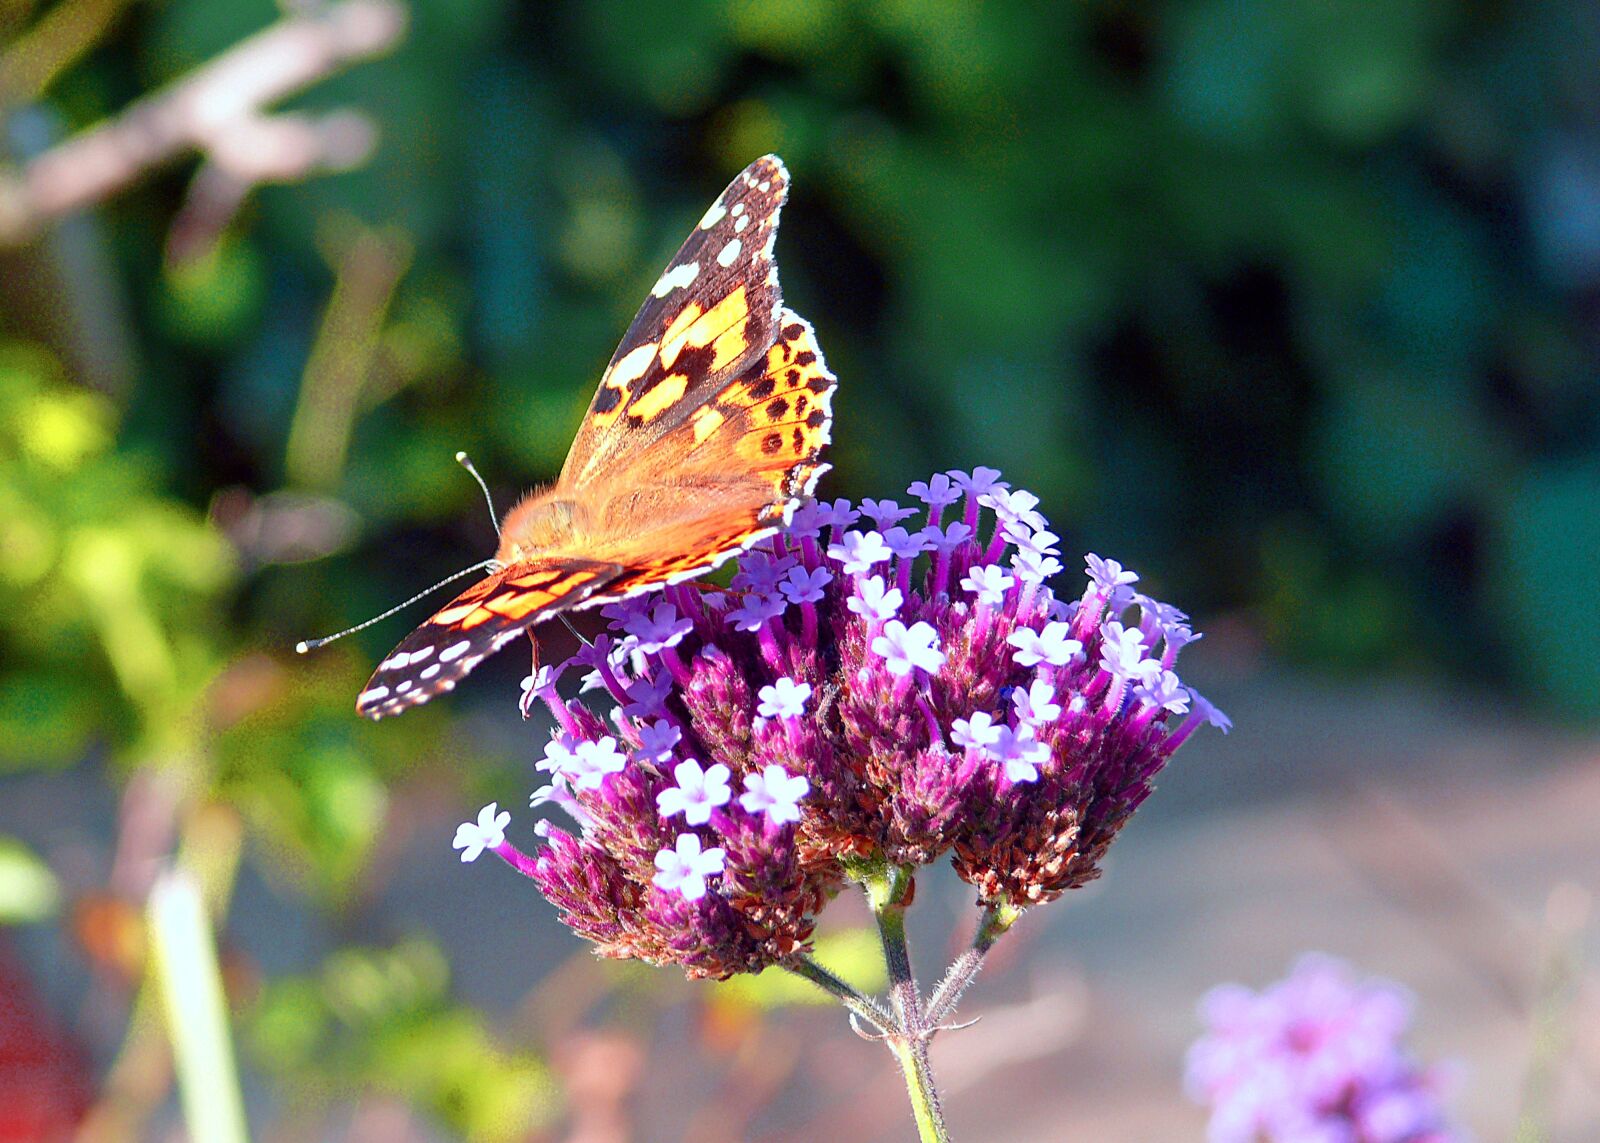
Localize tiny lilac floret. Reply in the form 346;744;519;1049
961;563;1014;606
847;575;903;621
634;718;682;763
726;593;786;632
827;530;894;574
921;521;973;551
1012;680;1062;725
1086;552;1139;590
908;473;961;507
651;833;726;901
1099;622;1154;682
990;726;1049;783
453;803;510;863
739;764;810;824
814;498;860;531
1011;549;1064;584
859;498;918;529
566;736;628;790
882;526;932;560
951;710;1003;749
1007;622;1082;668
757;676;812;719
625;602;694;653
778;565;832;604
872;619;945;676
949;466;1006;497
656;759;733;825
621;673;674;719
1136;669;1191;714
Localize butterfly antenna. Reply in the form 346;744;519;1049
558;614;593;648
456;451;501;538
295;558;501;653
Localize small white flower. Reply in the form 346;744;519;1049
656;759;733;825
907;473;962;507
1085;552;1139;591
1012;680;1062;726
634;719;682;764
651;833;726;900
452;803;510;863
871;619;945;677
566;736;628;790
951;710;1004;749
827;530;894;575
990;726;1050;783
1135;669;1191;714
757;676;812;719
846;574;903;622
960;564;1014;606
739;764;810;824
1007;622;1082;668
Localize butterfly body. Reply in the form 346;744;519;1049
352;156;835;719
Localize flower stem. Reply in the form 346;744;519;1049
926;900;1023;1026
855;858;952;1143
785;955;893;1032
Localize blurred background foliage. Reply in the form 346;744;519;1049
2;0;1599;1137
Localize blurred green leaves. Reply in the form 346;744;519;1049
251;940;557;1141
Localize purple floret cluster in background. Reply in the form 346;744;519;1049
1186;954;1467;1143
453;467;1229;979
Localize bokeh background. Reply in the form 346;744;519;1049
2;1;1598;1139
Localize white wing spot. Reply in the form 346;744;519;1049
359;686;391;703
699;201;727;230
396;681;413;694
440;640;473;662
732;202;746;216
420;664;441;679
716;238;742;267
409;645;434;662
650;261;700;298
759;180;771;192
734;214;750;233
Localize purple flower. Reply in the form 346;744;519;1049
1186;955;1465;1143
908;473;962;507
739;764;810;824
757;677;812;719
656;759;733;825
652;833;726;901
860;497;918;529
624;602;694;654
779;566;832;604
846;574;902;621
872;619;945;676
463;464;1226;977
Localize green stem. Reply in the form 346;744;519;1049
890;1035;949;1143
926;900;1023;1026
784;955;893;1032
856;858;951;1143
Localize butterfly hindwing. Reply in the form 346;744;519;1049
560;156;790;487
358;558;622;719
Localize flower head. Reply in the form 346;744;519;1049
465;465;1226;978
1186;955;1465;1143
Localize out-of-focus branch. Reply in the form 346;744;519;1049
0;0;406;248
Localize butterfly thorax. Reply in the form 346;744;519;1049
496;491;587;565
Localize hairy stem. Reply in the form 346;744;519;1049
926;900;1024;1026
784;955;893;1033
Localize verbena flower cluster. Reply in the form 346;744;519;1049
1186;954;1466;1143
454;468;1228;979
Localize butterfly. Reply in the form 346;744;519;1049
351;155;835;719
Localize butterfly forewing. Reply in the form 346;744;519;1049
560;156;790;487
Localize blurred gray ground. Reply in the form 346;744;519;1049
4;669;1598;1141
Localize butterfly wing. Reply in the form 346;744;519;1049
357;558;622;719
559;155;790;488
565;307;836;599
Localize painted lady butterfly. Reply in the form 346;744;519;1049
346;156;835;718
